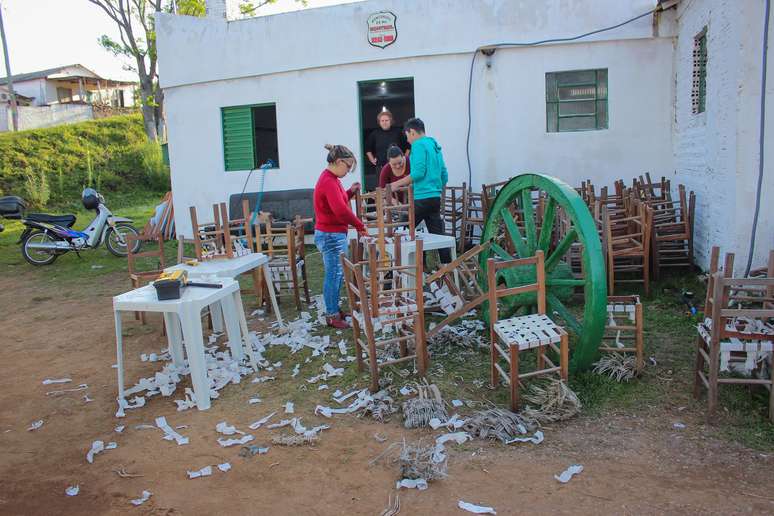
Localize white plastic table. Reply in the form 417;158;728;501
385;232;458;288
165;252;283;326
113;279;253;411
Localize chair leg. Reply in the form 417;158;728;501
692;336;705;399
509;345;520;412
537;345;545;371
250;268;262;307
560;334;569;381
367;336;380;394
707;341;720;418
301;264;311;303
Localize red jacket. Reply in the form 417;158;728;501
313;169;365;233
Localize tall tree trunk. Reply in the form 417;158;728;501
138;75;158;141
154;85;166;141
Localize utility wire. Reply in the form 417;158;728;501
744;0;770;276
465;7;660;187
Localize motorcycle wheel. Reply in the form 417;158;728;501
22;230;59;266
105;224;140;257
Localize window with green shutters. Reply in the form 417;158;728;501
221;104;279;171
692;29;707;114
545;69;608;132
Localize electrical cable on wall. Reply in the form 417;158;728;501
744;0;770;276
465;6;662;187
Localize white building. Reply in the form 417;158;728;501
156;0;773;272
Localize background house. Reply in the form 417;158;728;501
156;0;773;272
0;64;137;131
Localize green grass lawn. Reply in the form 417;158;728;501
3;195;773;451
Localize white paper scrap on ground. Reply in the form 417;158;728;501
248;412;276;430
452;399;464;408
42;378;71;385
27;420;44;431
399;386;415;396
187;465;213;479
216;421;244;436
436;432;471;446
217;463;231;472
338;340;347;355
284;402;295;414
396;478;428;490
458;501;497;514
317;384;328;391
106;442;118;450
249;398;262;404
86;440;105;463
130;490;152;506
155;416;189;445
554;464;584;483
65;485;80;497
252;376;276;384
217;434;254;447
115;425;125;433
505;431;544;445
291;364;300;377
47;384;89;397
83;395;93;403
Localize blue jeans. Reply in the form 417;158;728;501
314;230;348;316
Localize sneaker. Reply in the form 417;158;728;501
326;314;350;329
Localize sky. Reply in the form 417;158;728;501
0;0;358;82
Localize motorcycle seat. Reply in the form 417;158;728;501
26;213;77;228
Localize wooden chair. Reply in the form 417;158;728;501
694;265;774;421
442;183;467;242
425;241;491;338
254;213;310;310
189;204;232;261
127;234;166;325
650;184;695;279
599;295;645;372
222;199;254;258
481;179;510;213
460;189;485;253
342;236;426;393
486;250;569;411
601;201;652;296
142;191;175;240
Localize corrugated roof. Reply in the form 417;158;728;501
0;64;135;86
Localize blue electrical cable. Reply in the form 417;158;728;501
465;7;659;187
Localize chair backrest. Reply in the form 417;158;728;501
341;253;376;342
189;203;232;260
486;250;546;325
127;234;166;276
482;179;510;211
254;212;294;260
224;199;254;256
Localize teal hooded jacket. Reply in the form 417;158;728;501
409;136;448;200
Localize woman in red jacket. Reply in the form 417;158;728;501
314;144;367;328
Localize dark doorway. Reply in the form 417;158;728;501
358;78;415;191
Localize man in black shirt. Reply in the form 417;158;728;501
365;110;407;190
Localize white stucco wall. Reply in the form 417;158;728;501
673;0;774;272
158;0;675;237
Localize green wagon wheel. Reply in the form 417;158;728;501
479;173;607;371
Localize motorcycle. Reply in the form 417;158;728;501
0;188;141;266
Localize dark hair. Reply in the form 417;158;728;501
387;145;403;160
403;117;425;134
324;144;355;164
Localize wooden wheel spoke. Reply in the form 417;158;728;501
537;196;556;253
500;208;529;258
521;189;537;254
547;293;582;335
546;278;585;287
545;228;577;272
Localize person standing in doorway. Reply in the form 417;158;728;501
378;144;411;204
365;110;406;190
313;144;367;329
390;117;451;264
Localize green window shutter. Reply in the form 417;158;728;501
222;106;255;171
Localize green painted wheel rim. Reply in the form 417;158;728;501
479;173;607;371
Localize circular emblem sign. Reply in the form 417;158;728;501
367;11;397;49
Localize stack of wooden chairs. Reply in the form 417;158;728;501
694;247;774;421
442;183;467;244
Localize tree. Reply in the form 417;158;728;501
88;0;301;141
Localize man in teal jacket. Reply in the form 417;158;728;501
391;117;450;263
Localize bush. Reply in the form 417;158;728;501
23;168;50;208
0;114;166;207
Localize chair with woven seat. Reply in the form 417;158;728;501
693;255;774;421
486;250;569;411
601;201;652;295
254;213;310;311
460;189;485;253
442;183;467;242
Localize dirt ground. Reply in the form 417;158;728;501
2;269;774;516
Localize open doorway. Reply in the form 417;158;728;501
358;78;415;191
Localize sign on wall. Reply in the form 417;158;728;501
367;11;397;49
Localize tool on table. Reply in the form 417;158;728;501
153;270;222;300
